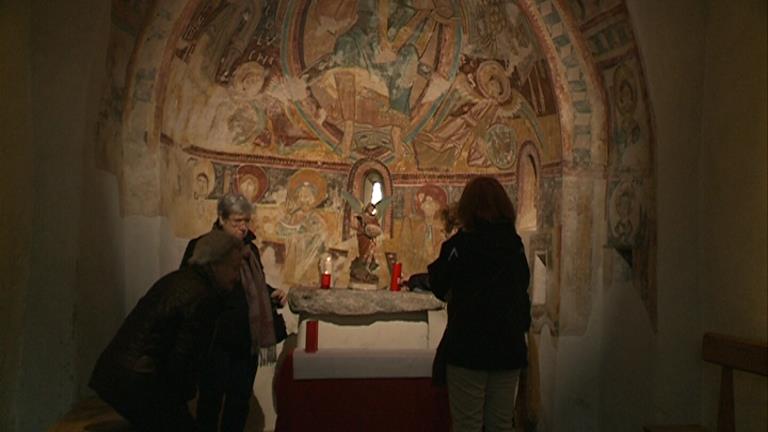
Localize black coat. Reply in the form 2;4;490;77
428;221;531;371
89;265;225;403
180;228;287;355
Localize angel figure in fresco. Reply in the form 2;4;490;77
219;61;320;150
413;61;518;169
277;170;328;286
193;61;269;149
182;0;261;82
413;60;547;171
341;190;391;287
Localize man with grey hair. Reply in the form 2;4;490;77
90;230;243;431
181;193;287;432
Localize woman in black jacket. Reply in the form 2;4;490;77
427;176;531;432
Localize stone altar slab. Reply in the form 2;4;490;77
287;288;445;316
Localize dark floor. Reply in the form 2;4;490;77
50;397;270;432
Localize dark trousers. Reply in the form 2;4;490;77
97;370;198;432
196;346;258;432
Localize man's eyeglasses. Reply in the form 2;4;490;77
226;216;251;227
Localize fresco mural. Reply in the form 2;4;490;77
94;0;664;312
141;0;564;288
95;0;656;331
96;1;659;430
95;0;156;174
574;0;658;330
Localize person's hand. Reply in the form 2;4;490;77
399;273;410;291
271;289;288;306
405;273;431;292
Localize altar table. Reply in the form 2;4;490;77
274;348;451;432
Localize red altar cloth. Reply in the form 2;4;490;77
275;349;451;432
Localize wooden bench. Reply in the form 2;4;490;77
644;332;768;432
47;398;134;432
49;395;267;431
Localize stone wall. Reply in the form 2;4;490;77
0;1;116;431
697;0;767;429
0;2;34;430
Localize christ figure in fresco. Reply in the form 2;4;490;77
300;0;455;158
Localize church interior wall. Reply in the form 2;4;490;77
2;2;118;432
697;0;767;430
0;2;35;431
621;1;766;431
603;0;708;430
0;1;765;432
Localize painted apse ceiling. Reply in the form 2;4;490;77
98;0;657;334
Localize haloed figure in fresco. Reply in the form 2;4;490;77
90;230;243;431
398;184;449;274
181;193;288;432
278;171;328;286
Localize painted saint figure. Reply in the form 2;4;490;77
613;188;635;245
398;184;449;274
277;171;328;286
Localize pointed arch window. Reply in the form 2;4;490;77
517;151;539;231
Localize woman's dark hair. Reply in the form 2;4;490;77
457;176;516;230
440;202;460;234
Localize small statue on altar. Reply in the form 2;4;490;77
356;202;382;269
342;191;390;289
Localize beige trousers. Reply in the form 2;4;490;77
446;364;521;432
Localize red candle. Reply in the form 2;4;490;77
390;262;402;291
320;273;331;289
305;320;318;353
